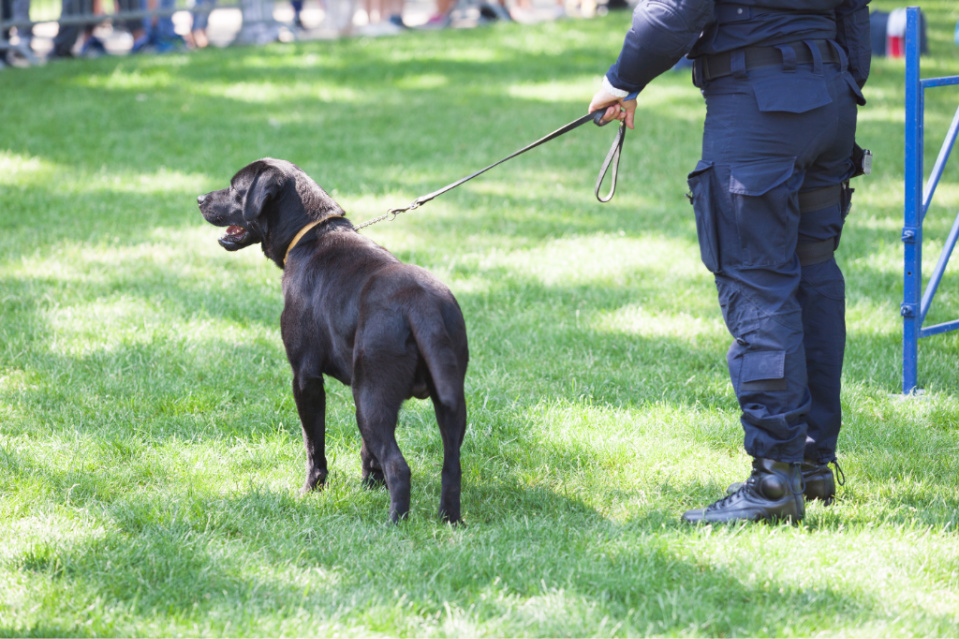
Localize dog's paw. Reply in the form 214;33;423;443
389;508;410;525
440;510;463;526
299;470;328;496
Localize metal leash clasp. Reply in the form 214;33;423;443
355;205;406;231
387;199;421;221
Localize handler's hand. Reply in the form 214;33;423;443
588;89;637;130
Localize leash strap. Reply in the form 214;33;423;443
355;109;629;230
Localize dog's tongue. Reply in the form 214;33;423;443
226;226;244;237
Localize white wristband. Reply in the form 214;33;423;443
602;76;631;99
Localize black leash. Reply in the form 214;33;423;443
355;105;632;231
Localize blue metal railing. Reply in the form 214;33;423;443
902;6;959;394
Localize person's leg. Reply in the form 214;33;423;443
156;0;177;41
683;56;862;522
131;0;155;51
425;0;451;24
796;253;845;502
793;61;861;499
796;209;846;467
363;0;380;22
51;0;87;57
386;0;404;27
697;74;814;465
2;0;12;40
682;89;809;523
115;0;144;41
291;0;303;26
683;60;857;523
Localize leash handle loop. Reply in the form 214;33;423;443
595;121;626;203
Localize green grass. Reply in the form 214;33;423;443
2;2;959;636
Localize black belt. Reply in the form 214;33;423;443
695;40;841;84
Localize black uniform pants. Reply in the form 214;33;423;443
687;42;863;464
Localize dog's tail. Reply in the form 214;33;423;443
408;301;468;411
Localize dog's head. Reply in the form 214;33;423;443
197;158;345;264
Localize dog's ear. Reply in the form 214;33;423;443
242;165;282;221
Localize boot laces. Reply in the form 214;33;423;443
707;473;760;511
831;459;846;486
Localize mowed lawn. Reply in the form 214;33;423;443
1;2;959;636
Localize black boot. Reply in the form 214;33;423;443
801;460;836;503
726;459;844;504
683;458;805;524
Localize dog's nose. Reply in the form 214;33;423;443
197;194;207;205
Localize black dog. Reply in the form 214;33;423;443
197;158;469;523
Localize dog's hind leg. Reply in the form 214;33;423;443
432;391;467;524
293;373;328;495
407;303;469;523
354;392;410;523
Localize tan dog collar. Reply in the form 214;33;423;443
283;216;342;266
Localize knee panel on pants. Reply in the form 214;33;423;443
738;349;787;392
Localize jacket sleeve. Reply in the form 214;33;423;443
835;0;871;88
605;0;715;95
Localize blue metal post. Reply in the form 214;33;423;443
902;6;923;394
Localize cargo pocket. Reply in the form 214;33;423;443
687;160;721;273
739;350;787;392
728;157;801;267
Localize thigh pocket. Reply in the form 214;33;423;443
729;158;802;267
687;160;722;273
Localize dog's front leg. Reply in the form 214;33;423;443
293;374;328;495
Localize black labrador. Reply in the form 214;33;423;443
197;158;469;523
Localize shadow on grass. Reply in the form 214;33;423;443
4;249;958;537
7;480;959;636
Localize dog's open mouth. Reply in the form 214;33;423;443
222;225;248;243
218;225;253;251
